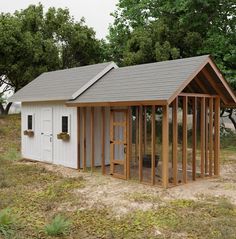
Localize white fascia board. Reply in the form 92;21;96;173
71;62;118;100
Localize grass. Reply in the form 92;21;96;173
0;114;236;238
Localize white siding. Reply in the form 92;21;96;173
21;102;78;169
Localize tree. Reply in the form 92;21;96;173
0;4;103;114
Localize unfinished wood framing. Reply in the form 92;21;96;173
205;99;209;174
101;107;106;174
172;98;178;185
162;105;169;188
182;96;188;183
77;108;80;169
139;106;143;182
192;97;197;181
200;98;205;177
214;97;220;175
144;107;147;155
135;107;139;163
151;105;156;185
209;98;213;176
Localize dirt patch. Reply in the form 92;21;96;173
31;160;236;216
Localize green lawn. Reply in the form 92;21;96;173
0;114;236;239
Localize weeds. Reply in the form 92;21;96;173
44;214;71;236
0;208;15;238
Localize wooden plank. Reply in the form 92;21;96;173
200;97;205;177
214;97;220;175
205;99;209;174
192;97;197;181
151;105;156;185
209;97;213;176
90;107;94;172
182;96;188;183
139;106;143;182
101;107;105;175
172;98;178;185
179;93;218;98
110;109;114;175
135;107;139;163
195;76;208;93
162;105;169;188
123;111;127;179
82;107;86;171
67;100;168;107
127;107;132;179
77;108;80;170
144;107;147;155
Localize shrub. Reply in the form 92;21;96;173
44;214;71;236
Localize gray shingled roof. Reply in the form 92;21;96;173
70;55;209;103
10;62;113;102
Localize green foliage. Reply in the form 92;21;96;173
0;4;104;114
44;214;71;236
0;208;15;238
108;0;236;84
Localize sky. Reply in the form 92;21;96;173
0;0;119;39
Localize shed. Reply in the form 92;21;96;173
10;55;236;188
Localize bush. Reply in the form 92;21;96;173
44;214;71;236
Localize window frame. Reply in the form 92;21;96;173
61;115;70;134
27;114;34;131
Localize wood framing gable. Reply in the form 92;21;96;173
167;56;236;106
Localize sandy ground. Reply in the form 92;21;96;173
29;160;236;216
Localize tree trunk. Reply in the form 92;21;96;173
0;102;12;115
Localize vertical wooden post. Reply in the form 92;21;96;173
200;97;205;177
209;97;213;176
144;106;147;155
101;107;105;175
110;109;114;175
135;107;139;163
214;97;220;176
162;105;169;188
205;99;209;174
139;106;143;182
90;107;94;172
192;97;197;181
172;98;178;185
82;107;86;171
127;107;132;179
182;96;188;183
151;105;156;185
77;108;80;170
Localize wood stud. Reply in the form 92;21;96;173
172;98;178;185
182;96;188;183
151;105;156;185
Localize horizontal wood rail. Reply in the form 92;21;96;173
178;93;218;98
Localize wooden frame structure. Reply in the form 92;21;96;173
74;62;235;189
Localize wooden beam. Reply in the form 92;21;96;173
162;105;169;188
135;107;139;163
144;107;147;155
182;96;188;183
192;97;197;181
179;93;218;98
77;108;80;169
172;98;178;185
200;98;205;177
82;107;86;171
139;106;143;182
101;107;105;175
127;107;132;179
151;105;156;185
209;97;213;176
214;97;220;175
205;99;209;174
90;107;94;172
195;76;208;93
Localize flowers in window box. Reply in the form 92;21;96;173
23;130;34;137
57;132;70;141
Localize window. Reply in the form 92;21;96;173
62;116;68;133
27;115;33;130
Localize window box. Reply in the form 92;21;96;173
23;130;34;137
57;132;70;141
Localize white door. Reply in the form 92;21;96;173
41;108;53;163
